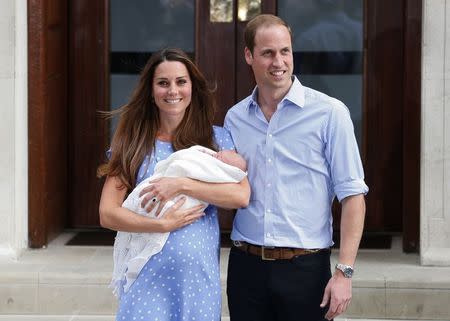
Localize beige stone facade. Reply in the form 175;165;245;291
421;0;450;265
0;0;27;258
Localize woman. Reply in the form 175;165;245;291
98;48;250;321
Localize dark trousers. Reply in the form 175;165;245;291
227;246;332;321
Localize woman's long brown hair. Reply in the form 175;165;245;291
97;48;217;191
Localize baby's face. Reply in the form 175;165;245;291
215;150;247;171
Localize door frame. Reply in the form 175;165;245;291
28;0;68;247
401;0;421;252
28;0;421;251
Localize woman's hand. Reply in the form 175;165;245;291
157;197;205;232
139;177;187;215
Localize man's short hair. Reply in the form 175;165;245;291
244;14;292;53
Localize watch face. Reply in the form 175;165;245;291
336;264;354;278
343;267;353;278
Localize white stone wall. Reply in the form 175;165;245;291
421;0;450;265
0;0;27;258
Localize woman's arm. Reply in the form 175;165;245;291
139;177;251;213
99;175;205;233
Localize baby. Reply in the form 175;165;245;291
111;146;247;297
208;149;247;171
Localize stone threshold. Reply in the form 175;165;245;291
0;317;446;321
0;234;449;320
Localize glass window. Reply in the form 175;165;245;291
279;0;363;147
109;0;195;137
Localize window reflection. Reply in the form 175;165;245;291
279;0;363;147
111;0;194;52
109;0;195;138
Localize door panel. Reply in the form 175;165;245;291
68;0;109;227
402;0;421;252
197;2;236;123
364;0;403;232
28;0;68;247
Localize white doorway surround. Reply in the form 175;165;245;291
421;0;450;266
0;0;28;258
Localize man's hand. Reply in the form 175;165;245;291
320;272;352;320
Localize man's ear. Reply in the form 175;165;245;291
244;47;253;65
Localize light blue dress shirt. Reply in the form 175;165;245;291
224;76;368;249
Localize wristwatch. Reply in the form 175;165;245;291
335;263;354;278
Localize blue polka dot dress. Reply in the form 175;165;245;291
116;126;235;321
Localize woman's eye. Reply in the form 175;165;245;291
177;79;187;85
158;81;169;86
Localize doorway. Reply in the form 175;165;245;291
28;0;421;251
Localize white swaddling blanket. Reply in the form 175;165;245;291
110;145;247;297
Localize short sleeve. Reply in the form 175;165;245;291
213;126;235;151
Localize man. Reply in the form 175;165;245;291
224;14;368;321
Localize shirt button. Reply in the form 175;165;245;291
268;134;273;138
266;233;272;238
268;158;272;163
266;209;271;213
267;183;271;187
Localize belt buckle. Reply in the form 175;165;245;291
261;246;276;261
232;240;242;247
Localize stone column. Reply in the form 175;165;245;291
421;0;450;266
0;0;27;258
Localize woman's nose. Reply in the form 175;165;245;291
168;84;178;95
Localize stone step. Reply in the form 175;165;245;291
0;317;447;321
0;235;449;320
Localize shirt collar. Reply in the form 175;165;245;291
245;76;305;111
283;76;305;108
245;87;259;111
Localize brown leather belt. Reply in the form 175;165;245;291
232;240;326;260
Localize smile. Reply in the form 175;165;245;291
270;70;285;76
164;98;182;104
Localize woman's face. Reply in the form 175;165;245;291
152;60;192;121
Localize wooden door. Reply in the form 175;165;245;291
28;0;68;247
57;0;420;251
364;0;421;251
67;1;109;227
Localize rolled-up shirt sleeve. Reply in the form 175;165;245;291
325;102;369;202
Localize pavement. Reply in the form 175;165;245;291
0;234;449;320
